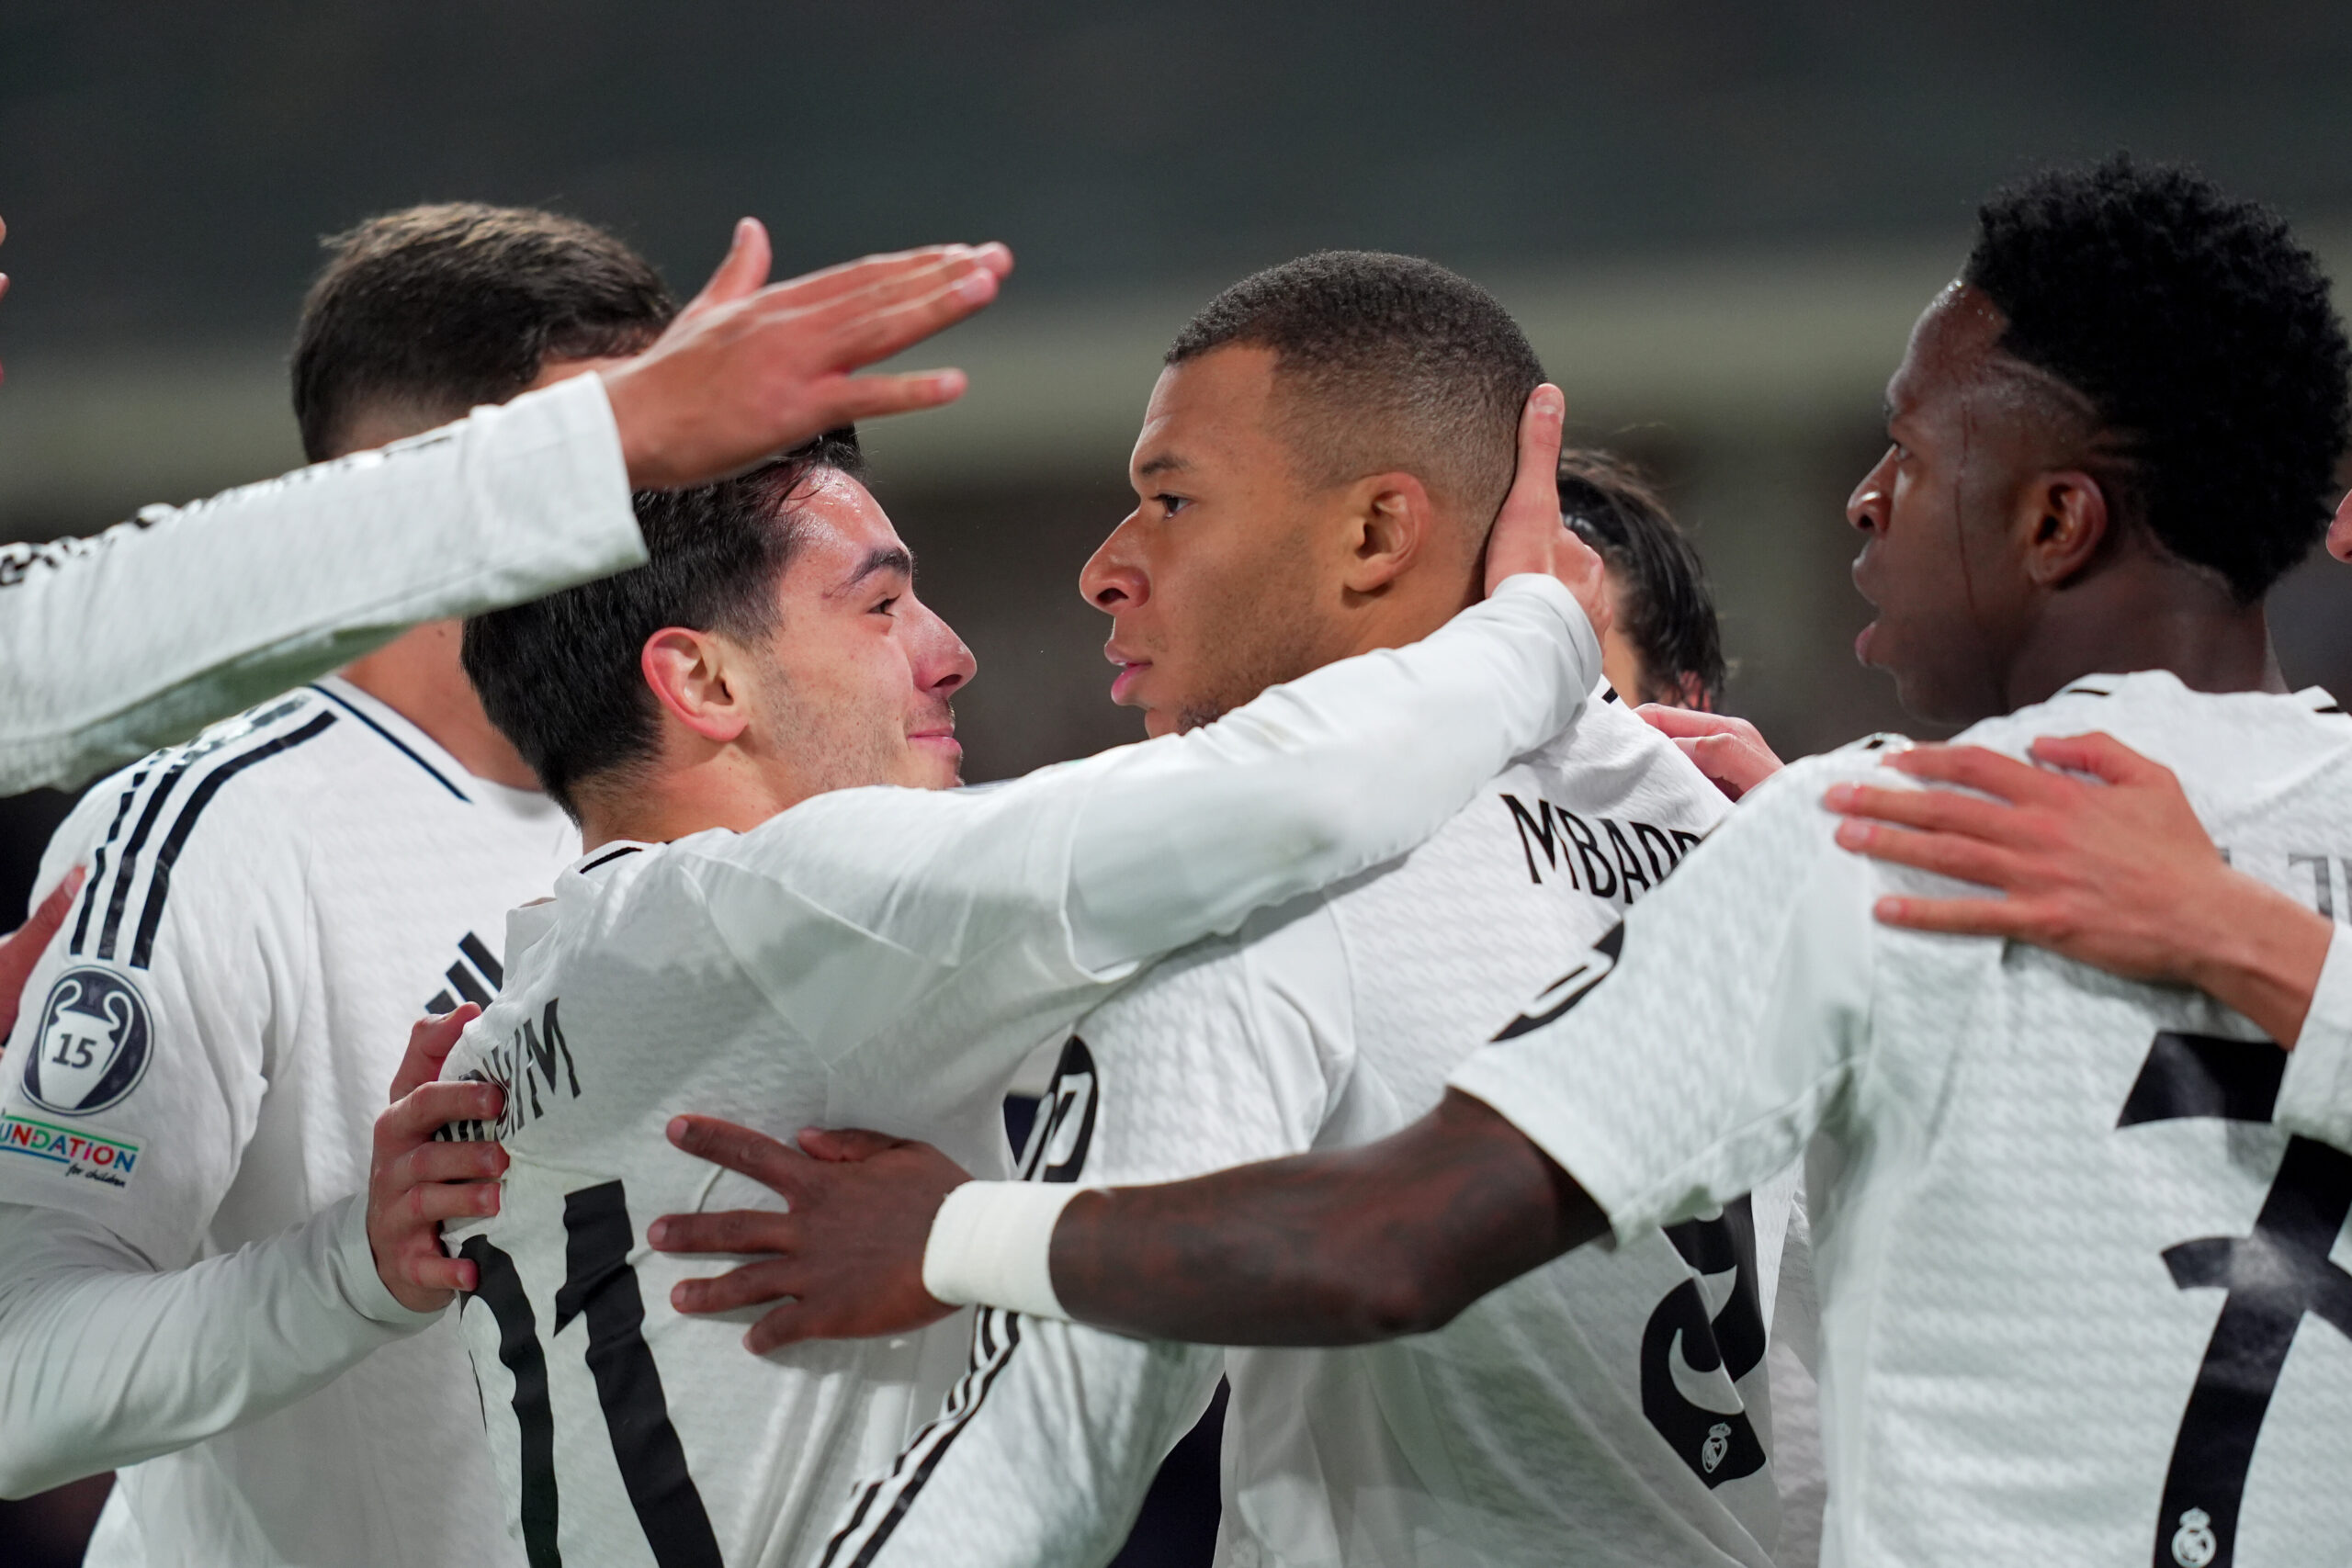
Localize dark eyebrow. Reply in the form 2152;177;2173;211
840;546;912;594
1136;453;1192;480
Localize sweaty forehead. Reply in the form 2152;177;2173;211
778;470;909;590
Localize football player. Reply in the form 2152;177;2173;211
683;159;2352;1567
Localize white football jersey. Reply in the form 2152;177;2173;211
0;678;576;1568
826;695;1824;1568
430;579;1606;1568
1453;672;2352;1568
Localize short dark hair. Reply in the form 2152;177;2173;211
1962;156;2352;601
461;431;865;818
293;202;676;461
1168;251;1545;529
1558;449;1726;707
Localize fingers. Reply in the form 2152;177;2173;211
2026;731;2169;789
1871;893;2036;938
1500;382;1567;531
1821;780;2017;841
400;1177;504;1225
1637;705;1759;742
379;1071;501;1144
796;1126;904;1163
387;1004;479;1104
801;265;1002;371
686;217;773;312
670;1257;806;1316
0;864;85;1038
390;1134;508;1188
408;1254;480;1295
1831;818;2018;888
666;1114;818;1202
648;1208;795;1256
1882;744;2063;805
819;368;972;423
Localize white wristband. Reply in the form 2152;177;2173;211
922;1180;1091;1322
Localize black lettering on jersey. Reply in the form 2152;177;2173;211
441;998;582;1144
1491;920;1624;1042
1642;1197;1769;1487
1603;819;1653;899
1498;792;1703;904
2120;1031;2352;1568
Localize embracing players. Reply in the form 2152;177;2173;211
665;159;2352;1567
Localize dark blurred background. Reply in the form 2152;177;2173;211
6;4;2352;1563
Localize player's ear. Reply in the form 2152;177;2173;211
2020;468;2109;590
1341;471;1433;595
641;627;752;743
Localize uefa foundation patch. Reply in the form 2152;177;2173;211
0;1112;143;1192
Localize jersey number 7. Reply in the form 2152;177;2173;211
461;1180;724;1568
2120;1032;2352;1568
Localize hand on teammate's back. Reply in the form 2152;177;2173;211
1637;706;1785;801
1483;383;1612;640
368;1006;509;1313
601;219;1013;490
649;1116;968;1352
1821;733;2336;1046
0;865;83;1046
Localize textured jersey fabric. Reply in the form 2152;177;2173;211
828;696;1826;1568
0;372;641;795
1453;671;2352;1568
0;677;578;1567
431;582;1605;1568
2275;922;2352;1153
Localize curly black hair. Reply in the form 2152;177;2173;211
1962;155;2351;602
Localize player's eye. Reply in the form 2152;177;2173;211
1157;493;1192;518
871;594;899;616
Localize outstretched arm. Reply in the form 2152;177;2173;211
651;1093;1601;1348
0;220;1009;794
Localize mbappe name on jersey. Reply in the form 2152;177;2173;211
1498;791;1704;903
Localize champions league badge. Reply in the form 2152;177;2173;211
23;968;153;1117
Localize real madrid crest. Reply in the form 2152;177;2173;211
23;968;153;1117
2170;1507;2217;1568
1701;1421;1732;1474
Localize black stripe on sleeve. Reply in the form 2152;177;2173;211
311;684;470;803
446;961;494;1010
460;931;505;988
70;764;153;956
126;713;339;968
97;757;197;960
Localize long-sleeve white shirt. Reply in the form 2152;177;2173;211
0;576;1599;1568
427;576;1602;1568
0;371;643;795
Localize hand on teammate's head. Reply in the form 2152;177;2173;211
368;1005;507;1314
650;1115;967;1353
1482;384;1611;641
601;221;1013;491
0;865;83;1045
1637;706;1784;802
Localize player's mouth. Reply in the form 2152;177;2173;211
1105;641;1151;705
1851;555;1883;666
908;724;961;761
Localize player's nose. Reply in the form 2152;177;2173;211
1847;451;1895;536
910;599;975;694
1080;513;1149;613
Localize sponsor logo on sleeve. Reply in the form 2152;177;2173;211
0;1112;142;1191
22;968;153;1117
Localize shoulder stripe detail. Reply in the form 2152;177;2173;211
311;684;470;802
127;712;339;968
70;763;154;956
460;932;505;988
96;755;198;960
821;1310;1026;1568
